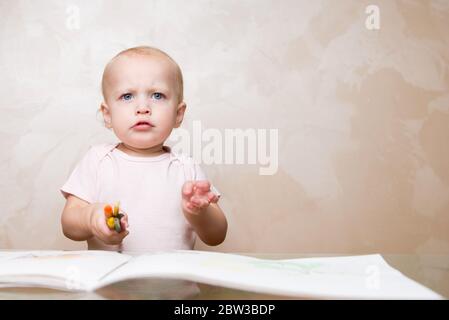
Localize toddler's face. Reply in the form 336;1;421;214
101;54;185;150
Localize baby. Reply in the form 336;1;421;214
60;46;228;251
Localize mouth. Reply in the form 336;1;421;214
132;120;155;130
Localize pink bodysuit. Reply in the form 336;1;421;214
61;143;221;252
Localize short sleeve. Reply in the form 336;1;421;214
193;162;222;199
60;146;100;203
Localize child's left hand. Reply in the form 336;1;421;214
182;180;219;215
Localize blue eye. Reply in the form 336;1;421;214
152;92;164;100
121;93;133;101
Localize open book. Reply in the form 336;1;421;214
0;250;442;299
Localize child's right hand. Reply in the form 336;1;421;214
89;203;129;245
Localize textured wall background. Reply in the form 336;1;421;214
0;0;448;254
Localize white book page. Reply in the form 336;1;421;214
0;251;35;262
98;250;442;299
0;250;131;291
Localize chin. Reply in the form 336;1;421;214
118;130;169;149
123;138;161;149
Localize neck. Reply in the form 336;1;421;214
117;142;167;157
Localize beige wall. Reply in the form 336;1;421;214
0;0;448;254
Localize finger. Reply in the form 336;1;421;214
195;180;211;193
190;196;203;207
105;231;128;245
99;229;118;244
207;192;219;203
199;198;210;208
190;196;209;209
182;181;194;199
186;202;198;211
120;219;128;231
119;230;130;238
111;230;129;242
121;214;129;229
190;199;202;209
185;202;201;215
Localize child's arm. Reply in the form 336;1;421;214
61;195;129;245
181;181;228;246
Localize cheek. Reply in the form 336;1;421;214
110;107;131;127
153;106;177;123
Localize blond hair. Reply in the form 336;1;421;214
101;46;184;102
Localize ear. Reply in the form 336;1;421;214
174;102;186;128
100;102;112;129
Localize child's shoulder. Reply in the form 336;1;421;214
83;142;118;161
165;146;197;165
165;146;209;181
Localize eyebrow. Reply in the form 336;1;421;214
113;85;172;96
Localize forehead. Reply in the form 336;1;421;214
105;53;178;91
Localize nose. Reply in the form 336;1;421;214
136;104;151;115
